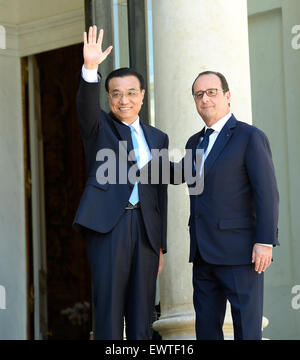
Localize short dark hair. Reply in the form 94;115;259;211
105;67;145;92
192;71;229;95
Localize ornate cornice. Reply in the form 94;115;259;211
0;9;84;57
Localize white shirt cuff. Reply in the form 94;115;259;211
256;243;273;247
81;65;99;83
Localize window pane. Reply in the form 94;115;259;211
113;0;129;68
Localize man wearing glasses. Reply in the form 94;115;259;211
73;26;168;340
183;71;279;339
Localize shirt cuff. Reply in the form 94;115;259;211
255;243;273;247
81;65;99;83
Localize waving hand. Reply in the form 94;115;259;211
83;25;113;70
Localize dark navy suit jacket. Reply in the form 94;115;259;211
73;76;168;255
186;114;279;265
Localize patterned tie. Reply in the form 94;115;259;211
194;128;214;176
197;128;214;153
128;125;140;205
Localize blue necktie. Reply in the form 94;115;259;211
197;128;214;154
129;125;140;205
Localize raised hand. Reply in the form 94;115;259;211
83;25;113;70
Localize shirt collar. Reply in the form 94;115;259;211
205;112;232;134
123;116;141;134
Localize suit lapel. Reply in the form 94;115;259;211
140;122;165;182
107;113;158;166
108;111;136;162
189;128;205;176
140;122;158;151
193;127;205;158
204;115;237;178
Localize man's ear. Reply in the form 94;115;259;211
225;90;231;105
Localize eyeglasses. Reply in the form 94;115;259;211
109;90;141;100
193;88;225;100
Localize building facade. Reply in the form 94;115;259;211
0;0;299;340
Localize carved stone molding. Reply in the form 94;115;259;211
0;9;84;57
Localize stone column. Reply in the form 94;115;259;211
0;33;27;340
151;0;262;339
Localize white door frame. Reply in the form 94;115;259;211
28;55;48;340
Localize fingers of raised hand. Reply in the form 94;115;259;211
88;25;94;43
84;25;99;44
83;26;112;67
104;45;113;57
83;31;87;45
92;25;98;43
97;28;104;45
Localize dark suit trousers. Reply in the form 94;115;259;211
193;251;264;340
85;208;159;340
